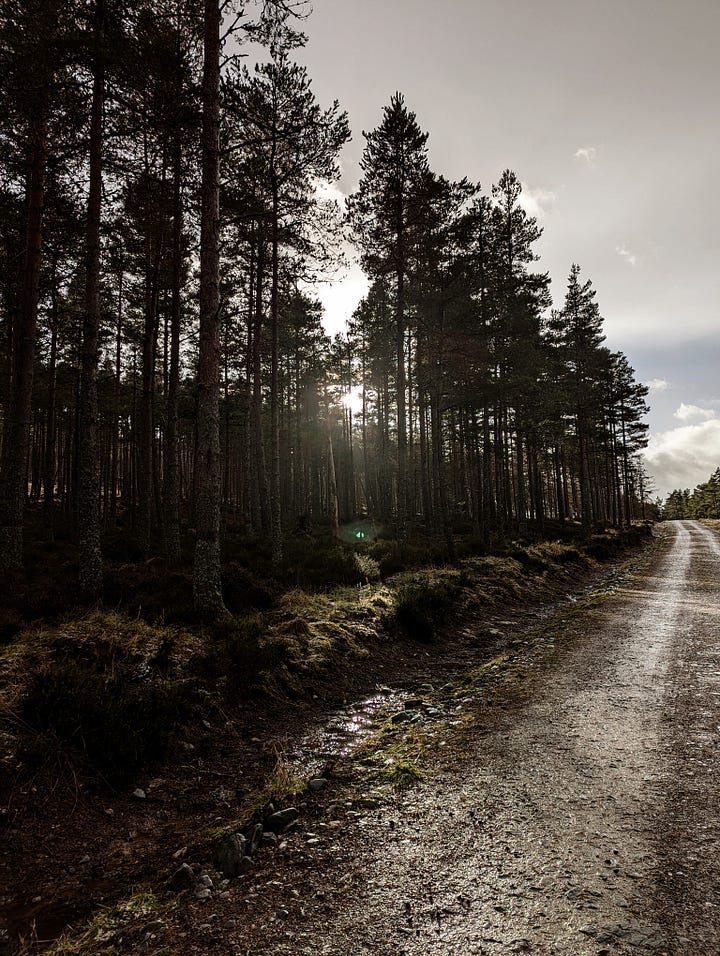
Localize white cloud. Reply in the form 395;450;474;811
646;378;669;393
574;145;597;167
673;403;716;422
616;244;637;267
519;184;557;219
644;419;720;497
313;178;347;206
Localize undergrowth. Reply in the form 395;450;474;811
0;523;652;793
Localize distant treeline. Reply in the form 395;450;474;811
663;469;720;519
0;1;650;618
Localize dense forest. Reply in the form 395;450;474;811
663;468;720;519
0;0;651;621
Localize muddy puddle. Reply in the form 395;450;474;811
287;688;409;773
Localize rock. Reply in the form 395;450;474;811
193;886;212;901
245;822;263;856
265;807;300;832
167;863;196;892
132;788;146;800
391;711;414;724
357;797;381;809
261;831;279;848
308;778;328;792
215;833;247;877
143;919;165;934
404;698;424;710
237;856;254;875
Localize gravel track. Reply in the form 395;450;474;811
240;521;720;956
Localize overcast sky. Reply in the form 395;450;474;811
289;0;720;499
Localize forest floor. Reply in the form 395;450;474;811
5;521;715;955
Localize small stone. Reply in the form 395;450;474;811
261;831;279;848
265;807;300;832
143;920;164;933
216;833;247;877
167;863;195;892
391;711;414;724
404;698;424;710
308;778;328;792
245;822;263;856
132;788;146;800
193;887;212;901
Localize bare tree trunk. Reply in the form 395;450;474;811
77;4;104;601
0;100;48;568
252;238;269;532
193;0;226;620
395;260;407;540
163;138;183;564
269;138;283;565
139;231;162;554
43;271;59;541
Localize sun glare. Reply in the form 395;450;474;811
341;387;364;416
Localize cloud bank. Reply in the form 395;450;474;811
673;403;715;422
644;417;720;496
519;184;557;220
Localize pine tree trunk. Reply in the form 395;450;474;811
139;234;161;554
43;277;58;541
395;262;407;540
163;138;182;565
252;238;269;532
0;100;48;568
269;154;282;565
78;7;104;602
193;0;226;620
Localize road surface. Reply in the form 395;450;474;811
238;521;720;955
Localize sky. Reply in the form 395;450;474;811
288;0;720;499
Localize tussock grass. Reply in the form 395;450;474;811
1;611;203;787
43;886;167;956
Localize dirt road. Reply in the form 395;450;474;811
236;521;720;955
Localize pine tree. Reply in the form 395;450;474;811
347;93;430;540
546;263;606;529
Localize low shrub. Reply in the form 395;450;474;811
201;615;285;700
282;542;369;589
222;562;277;612
17;662;194;785
394;577;462;642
